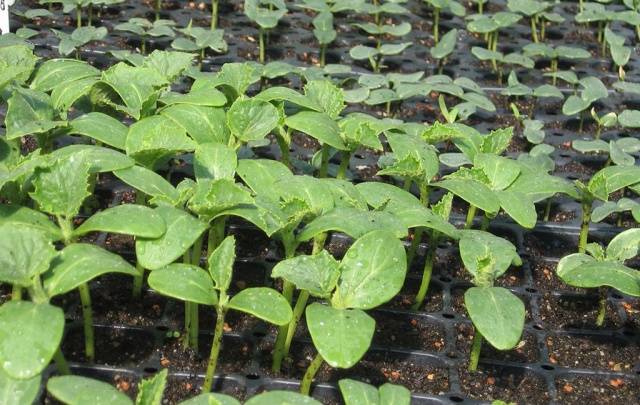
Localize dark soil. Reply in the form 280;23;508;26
458;365;550;404
555;375;640;404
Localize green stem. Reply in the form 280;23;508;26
11;285;22;301
336;150;351;180
406;228;424;267
478;0;483;14
530;17;538;43
468;328;483;371
412;232;438;311
155;0;161;21
283;290;309;356
78;283;95;363
87;5;93;26
318;144;330;178
433;8;440;43
202;304;227;392
189;300;199;351
480;213;490;231
543;199;552;222
300;353;324;395
259;28;265;64
141;39;146;55
540;18;546;41
403;178;412;191
211;0;218;30
320;44;326;67
465;205;477;229
276;129;291;168
132;261;145;299
595;288;607;327
76;6;82;28
578;199;592;253
53;349;71;375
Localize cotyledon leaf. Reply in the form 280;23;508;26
47;376;132;405
227;287;292;325
148;264;217;305
0;224;57;287
74;204;165;238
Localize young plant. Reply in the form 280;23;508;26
424;0;465;43
471;46;534;84
573;132;640;167
510;102;546;144
40;0;91;27
350;1;412;73
507;0;562;43
592;198;640;226
574;165;640;253
557;229;640;326
114;18;176;55
466;11;521;62
430;28;458;73
52;26;107;58
458;230;524;371
244;0;287;63
271;230;407;395
296;1;347;66
149;236;292;393
339;379;410;404
562;76;609;132
522;43;590;85
172;22;228;65
604;27;631;80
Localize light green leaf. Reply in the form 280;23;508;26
460;230;521;281
179;393;241;405
161;104;229;145
0;368;40;405
45;243;138;297
606;228;640;262
148;264;217;305
496;190;537;229
114;165;180;206
5;87;65;140
136;369;168;405
126;115;196;168
74;204;165;238
464;287;525;350
194;143;237;181
0;224;56;287
244;391;321;405
227;287;292;325
31;58;100;92
339;379;378;405
69;112;128;150
434;178;500;214
379;383;411;405
47;376;132;405
208;235;236;292
285;111;347;150
136;205;208;270
227;98;279;142
0;204;62;241
557;257;640;296
271;250;340;298
0;301;64;379
306;303;374;368
332;230;406;310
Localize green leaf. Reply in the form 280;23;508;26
589;165;640;200
475;153;520;191
464;287;525;350
431;29;458;59
285;111;347;150
188;179;254;220
379;383;411;405
161;104;229;145
618;110;640;128
255;87;322;111
30;156;91;218
244;391;321;405
5;87;65;140
0;224;57;287
47;376;132;405
136;206;208;270
557;256;640;296
227;98;279;142
143;50;194;83
332;230;406;309
606;228;640;262
0;301;64;379
179;393;241;405
272;250;340;298
31;58;100;92
434;178;500;214
306;303;374;368
51;76;99;118
339;379;378;405
0;204;62;241
562;95;590;116
45;243;138;297
298;207;407;242
496;190;537;229
114;165;180;206
134;372;166;405
386;132;439;183
74;204;165;238
304;80;345;119
0;368;40;405
69;112;128;150
97;63;168;120
460;230;521;281
160;87;227;108
274;175;334;217
126;115;196;168
148;264;217;305
208;235;236;292
194;142;237;181
50;145;134;174
227;287;292;325
580;76;608;103
236;158;292;196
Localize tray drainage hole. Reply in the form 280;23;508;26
246;373;260;380
525;288;537;293
449;395;464;402
540;364;555;371
439;276;452;283
144;367;158;373
442;313;455;319
622;329;635;337
612;293;623;299
533;324;543;331
253;330;267;338
155;325;169;332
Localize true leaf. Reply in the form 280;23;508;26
271;250;340;298
136;369;168;405
194;142;237;181
226;98;279;142
0;224;57;287
208;235;236;292
285;111;347;150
